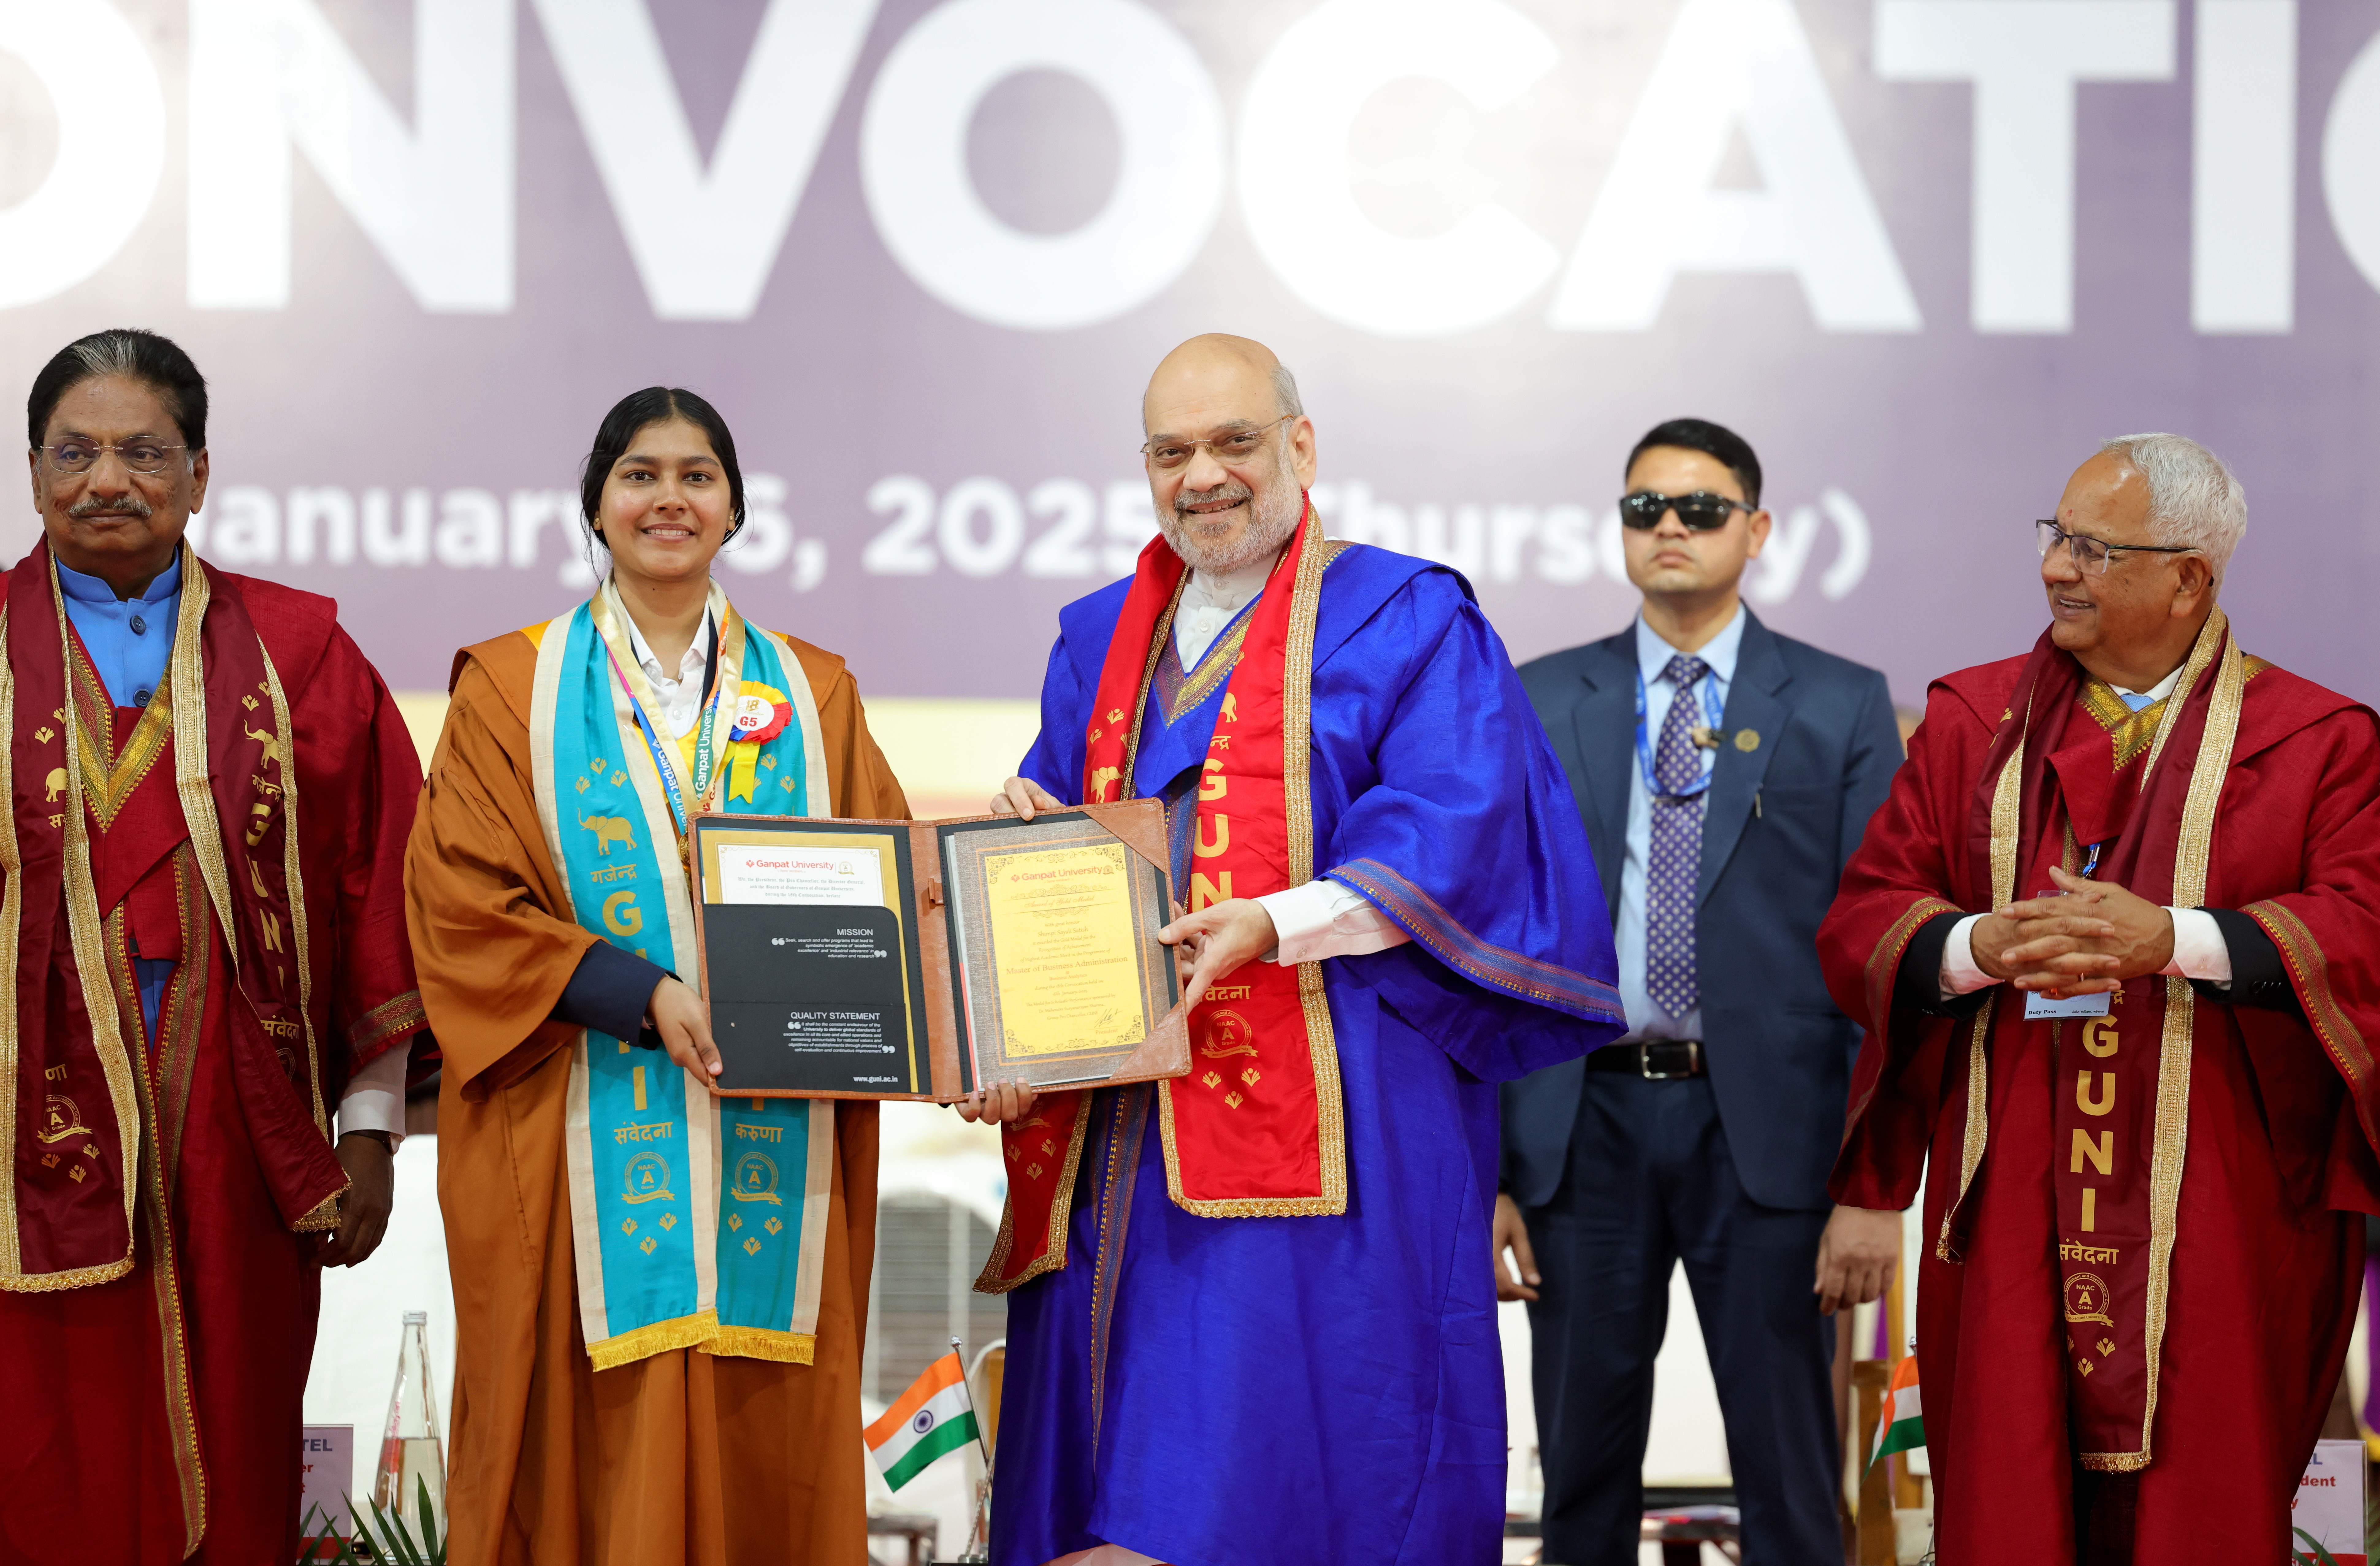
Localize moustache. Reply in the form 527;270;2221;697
1174;483;1253;518
68;495;154;521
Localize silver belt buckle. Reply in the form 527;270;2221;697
1640;1041;1699;1080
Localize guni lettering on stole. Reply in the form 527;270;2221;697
734;1123;783;1143
2060;1240;2121;1265
613;1121;674;1145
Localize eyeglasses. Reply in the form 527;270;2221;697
1142;414;1296;471
1619;490;1755;531
35;438;188;475
2034;520;2198;576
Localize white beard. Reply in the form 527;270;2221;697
1156;470;1303;576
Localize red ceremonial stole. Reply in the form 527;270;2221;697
0;542;347;1296
1945;610;2246;1473
983;504;1344;1289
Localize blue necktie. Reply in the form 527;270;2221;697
1645;655;1709;1021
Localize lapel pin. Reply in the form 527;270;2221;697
1734;729;1761;753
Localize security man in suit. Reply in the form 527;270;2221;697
1500;418;1905;1564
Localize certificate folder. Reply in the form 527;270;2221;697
689;803;1189;1102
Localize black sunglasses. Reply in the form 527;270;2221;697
1619;490;1755;531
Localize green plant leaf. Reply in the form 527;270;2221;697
302;1498;370;1565
415;1472;447;1565
2292;1525;2340;1566
367;1493;423;1566
332;1493;371;1564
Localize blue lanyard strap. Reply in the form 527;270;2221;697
1633;664;1726;801
604;636;725;835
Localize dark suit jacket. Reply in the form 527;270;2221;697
1503;610;1902;1212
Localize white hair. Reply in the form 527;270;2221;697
1272;362;1303;419
2098;432;2246;587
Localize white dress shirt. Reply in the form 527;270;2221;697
1167;551;1409;965
1613;608;1746;1043
1174;555;1271;669
620;611;716;740
1939;661;2232;996
338;1048;412;1145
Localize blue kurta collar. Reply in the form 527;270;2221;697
55;552;182;607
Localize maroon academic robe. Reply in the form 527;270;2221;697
1821;614;2380;1563
0;543;426;1566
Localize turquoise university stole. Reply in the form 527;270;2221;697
528;577;837;1369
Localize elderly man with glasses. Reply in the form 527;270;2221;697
0;330;426;1564
1818;435;2380;1563
958;333;1626;1566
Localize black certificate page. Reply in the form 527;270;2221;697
705;904;913;1093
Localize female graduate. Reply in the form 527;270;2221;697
405;387;907;1562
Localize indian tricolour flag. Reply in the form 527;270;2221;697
865;1350;981;1491
1869;1353;1923;1470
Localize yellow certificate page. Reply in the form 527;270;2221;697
981;842;1147;1057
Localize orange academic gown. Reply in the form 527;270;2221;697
404;623;906;1566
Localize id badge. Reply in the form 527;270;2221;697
2018;886;2113;1019
2024;989;2111;1020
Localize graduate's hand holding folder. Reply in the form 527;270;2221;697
686;790;1193;1106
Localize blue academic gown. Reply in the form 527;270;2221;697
993;544;1623;1566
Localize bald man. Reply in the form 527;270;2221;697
960;336;1625;1565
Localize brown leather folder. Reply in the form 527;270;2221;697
689;801;1190;1102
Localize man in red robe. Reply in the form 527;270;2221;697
1814;433;2380;1563
0;330;427;1564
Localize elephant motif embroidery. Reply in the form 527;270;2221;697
244;722;283;771
579;812;636;856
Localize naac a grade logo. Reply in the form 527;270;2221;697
1200;1009;1257;1058
2063;1271;2113;1328
38;1093;92;1144
622;1151;674;1204
731;1150;782;1204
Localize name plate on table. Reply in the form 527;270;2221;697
690;804;1189;1102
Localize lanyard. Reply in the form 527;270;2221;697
605;636;725;835
1633;664;1726;800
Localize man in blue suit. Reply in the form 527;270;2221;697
1501;418;1905;1564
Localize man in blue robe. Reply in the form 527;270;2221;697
964;334;1625;1566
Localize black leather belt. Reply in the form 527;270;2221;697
1584;1040;1704;1080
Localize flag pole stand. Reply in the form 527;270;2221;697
954;1336;994;1564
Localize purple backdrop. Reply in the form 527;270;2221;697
0;0;2372;706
